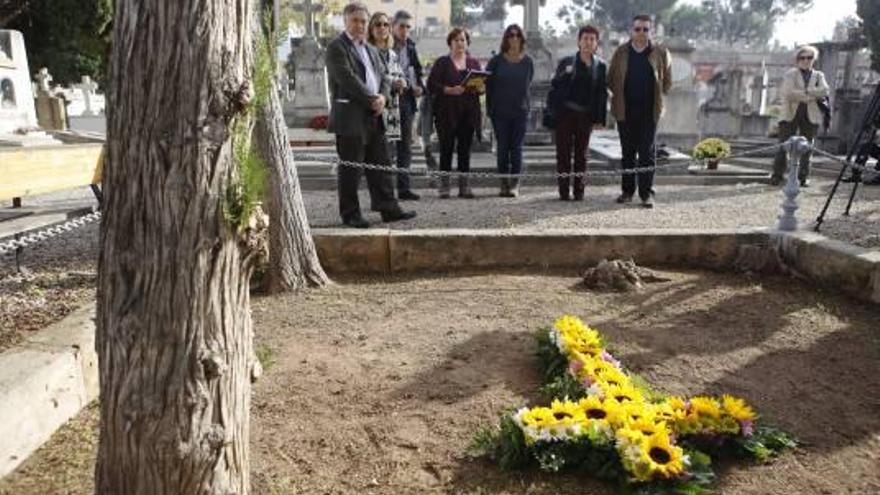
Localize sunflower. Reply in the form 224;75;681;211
517;406;556;429
689;396;722;420
593;366;630;388
722;394;757;422
577;395;621;424
637;432;686;479
613;400;655;427
655;396;689;422
626;417;669;438
600;382;645;404
549;399;586;425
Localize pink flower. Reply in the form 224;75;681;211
569;360;583;374
582;376;593;387
740;420;754;437
600;350;621;369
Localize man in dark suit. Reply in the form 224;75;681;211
326;2;416;228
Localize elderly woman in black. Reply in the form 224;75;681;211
548;25;607;201
427;27;483;198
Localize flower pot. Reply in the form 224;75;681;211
707;159;720;170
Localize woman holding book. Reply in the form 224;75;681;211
486;24;534;198
427;27;483;198
368;12;407;146
548;25;607;201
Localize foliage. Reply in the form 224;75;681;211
858;0;880;72
225;26;273;229
255;343;276;371
472;316;796;493
558;0;677;35
693;138;732;160
1;0;112;86
665;4;715;40
452;0;507;28
278;0;343;37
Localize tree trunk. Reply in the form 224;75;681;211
256;85;330;292
96;1;257;493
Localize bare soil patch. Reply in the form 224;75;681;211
1;271;878;494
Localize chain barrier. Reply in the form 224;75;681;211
809;147;876;174
0;140;863;259
292;141;786;179
0;211;102;256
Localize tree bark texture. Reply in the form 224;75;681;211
257;86;330;292
96;1;256;493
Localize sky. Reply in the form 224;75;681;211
505;0;858;47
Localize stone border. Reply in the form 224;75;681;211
2;228;878;479
0;305;97;478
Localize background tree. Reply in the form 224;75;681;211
858;0;880;72
0;0;112;86
558;0;677;34
96;0;262;492
452;0;507;29
665;3;715;39
254;7;329;292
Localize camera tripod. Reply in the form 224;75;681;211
815;83;880;232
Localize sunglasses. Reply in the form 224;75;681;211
633;27;650;32
798;55;814;60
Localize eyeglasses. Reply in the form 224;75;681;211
376;22;389;27
633;27;650;32
798;55;814;60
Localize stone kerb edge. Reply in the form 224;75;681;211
0;304;98;478
773;230;880;304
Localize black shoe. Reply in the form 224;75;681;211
640;196;654;209
381;210;417;223
768;176;784;186
343;216;370;229
799;178;811;188
615;194;633;204
399;190;421;201
573;192;584;201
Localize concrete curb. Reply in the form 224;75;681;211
0;304;97;478
2;228;877;480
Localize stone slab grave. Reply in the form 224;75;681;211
0;30;60;146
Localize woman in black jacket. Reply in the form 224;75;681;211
549;25;607;201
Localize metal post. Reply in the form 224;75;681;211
777;136;810;231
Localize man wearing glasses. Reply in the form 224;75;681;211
771;45;830;187
391;10;427;201
608;14;672;209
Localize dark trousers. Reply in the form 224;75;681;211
395;102;415;193
335;122;400;222
493;114;527;176
773;111;818;182
555;108;592;199
618;110;657;200
438;120;474;173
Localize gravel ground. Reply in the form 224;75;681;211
303;180;880;248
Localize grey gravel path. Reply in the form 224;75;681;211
303;180;880;249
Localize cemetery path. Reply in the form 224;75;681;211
302;180;880;249
2;272;878;494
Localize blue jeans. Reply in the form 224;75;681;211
492;114;527;177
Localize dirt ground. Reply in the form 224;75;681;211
1;271;879;494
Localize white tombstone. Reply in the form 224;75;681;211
0;30;38;134
73;75;99;116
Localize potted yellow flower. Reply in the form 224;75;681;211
693;138;732;170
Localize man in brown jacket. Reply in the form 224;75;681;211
607;14;672;208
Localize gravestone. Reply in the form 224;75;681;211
0;30;37;134
656;38;699;149
283;0;330;127
0;30;59;146
34;67;67;130
73;76;100;116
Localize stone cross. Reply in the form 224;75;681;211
292;0;323;38
74;75;99;116
35;67;53;96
